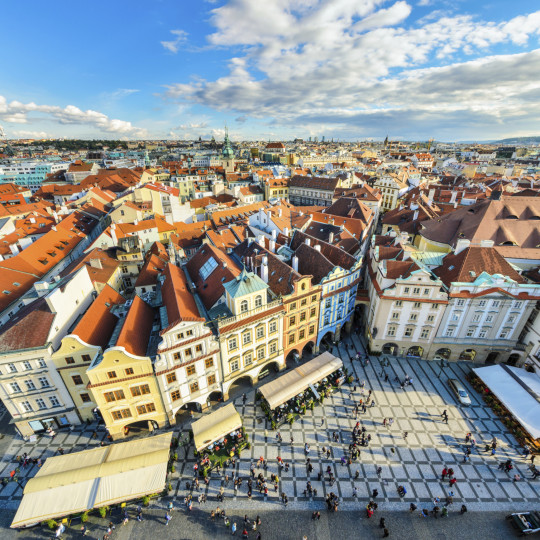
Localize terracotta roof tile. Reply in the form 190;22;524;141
115;295;155;357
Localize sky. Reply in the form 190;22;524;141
1;0;540;142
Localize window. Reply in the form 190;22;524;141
104;390;125;402
228;337;238;351
431;303;439;310
137;403;156;415
404;287;410;294
240;300;249;313
82;354;91;362
36;398;47;409
37;358;46;368
49;396;60;407
256;326;265;340
289;316;296;326
72;375;83;385
395;300;403;307
205;358;214;369
112;408;132;420
514;301;523;309
387;326;396;337
230;358;240;372
309;325;315;335
507;315;516;324
80;393;91;403
423;289;429;295
451;312;460;322
65;357;75;365
299;329;305;340
391;312;399;320
199;257;218;280
472;314;481;323
492;300;500;308
190;381;199;393
38;377;50;388
324;314;330;325
288;334;295;345
21;401;33;413
325;299;331;308
269;341;277;355
486;315;493;323
10;382;22;393
478;328;487;339
208;374;216;386
427;315;435;323
244;352;253;366
176;332;184;340
290;302;297;311
186;365;196;377
24;379;36;391
166;373;177;384
8;363;17;373
445;328;454;337
420;328;430;339
413;302;421;308
466;327;475;337
310;307;316;318
254;295;263;308
478;300;487;307
311;295;317;302
499;330;509;339
242;331;252;345
195;344;202;354
409;313;418;321
269;321;277;334
171;390;181;401
173;352;181;361
130;384;150;397
186;329;193;337
121;265;128;274
107;371;117;379
413;288;420;294
185;348;193;358
300;312;306;322
301;298;307;307
338;294;344;304
404;327;413;338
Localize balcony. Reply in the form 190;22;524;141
217;299;282;329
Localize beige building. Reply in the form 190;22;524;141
52;285;126;421
374;173;409;212
86;295;168;439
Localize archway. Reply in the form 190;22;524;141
382;343;398;356
123;419;155;438
506;353;521;367
434;348;451;361
227;375;253;401
286;349;301;366
320;331;335;351
459;349;476;361
174;401;202;425
407;346;423;358
207;391;223;408
485;351;499;365
258;361;280;382
302;341;315;358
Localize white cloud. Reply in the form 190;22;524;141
0;95;147;138
163;2;540;138
161;29;188;53
11;130;52;139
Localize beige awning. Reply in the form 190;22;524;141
11;432;172;528
259;351;343;410
192;403;243;452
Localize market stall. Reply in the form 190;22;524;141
192;403;243;453
258;352;344;426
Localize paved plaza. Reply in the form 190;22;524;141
0;331;539;523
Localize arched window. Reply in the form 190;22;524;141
240;300;249;313
255;295;262;308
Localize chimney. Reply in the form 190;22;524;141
329;232;334;244
284;227;289;236
271;229;277;241
314;244;321;252
450;190;458;204
292;255;299;272
269;239;276;252
134;219;139;226
480;239;494;248
305;238;311;247
261;256;269;283
258;234;265;247
413;209;419;221
428;188;435;201
278;208;282;217
9;243;20;255
34;281;49;297
89;258;103;269
454;238;471;255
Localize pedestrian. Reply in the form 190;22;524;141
80;525;88;536
441;467;448;480
165;512;172;526
242;393;247;404
372;488;379;499
383;529;389;538
460;504;468;515
404;432;408;440
379;517;386;529
232;522;237;535
383;418;387;427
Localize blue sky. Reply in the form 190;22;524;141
1;0;540;141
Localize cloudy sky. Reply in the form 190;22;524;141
1;0;540;141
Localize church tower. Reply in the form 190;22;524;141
221;126;235;173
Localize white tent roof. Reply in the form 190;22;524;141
259;352;343;410
473;365;540;440
192;403;242;452
11;432;172;528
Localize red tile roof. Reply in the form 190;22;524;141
115;295;155;357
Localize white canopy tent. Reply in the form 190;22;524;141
11;432;172;528
473;365;540;440
191;403;242;452
259;352;343;410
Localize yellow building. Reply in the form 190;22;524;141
86;295;168;439
52;285;126;421
264;178;290;201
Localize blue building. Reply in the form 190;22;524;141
290;231;362;349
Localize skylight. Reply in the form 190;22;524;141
199;257;218;280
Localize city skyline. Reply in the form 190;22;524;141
1;0;540;141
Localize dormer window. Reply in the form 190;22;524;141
240;300;249;313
